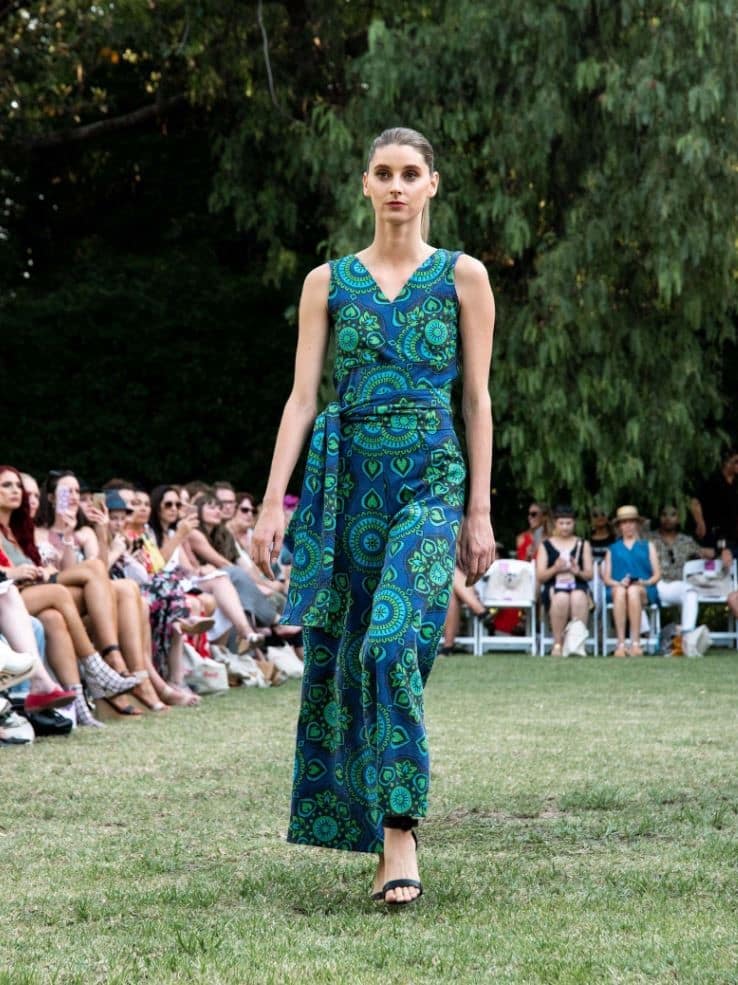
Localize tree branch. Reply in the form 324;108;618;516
21;94;187;150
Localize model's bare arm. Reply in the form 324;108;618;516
252;264;331;577
455;254;496;585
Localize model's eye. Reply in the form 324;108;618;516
403;170;419;180
375;169;391;179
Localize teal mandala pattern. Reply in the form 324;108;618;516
284;248;467;853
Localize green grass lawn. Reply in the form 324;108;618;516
2;651;738;985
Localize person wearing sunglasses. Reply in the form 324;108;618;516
494;502;550;635
213;482;238;521
589;507;616;562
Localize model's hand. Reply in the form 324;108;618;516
251;505;286;579
457;513;495;586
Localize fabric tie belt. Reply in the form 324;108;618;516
284;393;454;625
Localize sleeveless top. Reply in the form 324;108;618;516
283;248;465;627
608;538;659;604
541;538;589;592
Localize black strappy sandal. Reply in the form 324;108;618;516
371;829;419;902
381;878;423;906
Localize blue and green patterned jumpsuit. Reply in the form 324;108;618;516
283;248;466;853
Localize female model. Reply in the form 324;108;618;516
252;127;495;904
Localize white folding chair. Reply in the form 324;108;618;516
599;575;661;655
474;559;537;656
538;563;601;656
682;558;738;648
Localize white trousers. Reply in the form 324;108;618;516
656;580;699;631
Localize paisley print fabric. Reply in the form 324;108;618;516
284;248;466;853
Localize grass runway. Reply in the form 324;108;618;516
2;651;737;984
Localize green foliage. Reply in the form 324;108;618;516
297;1;738;511
1;1;737;521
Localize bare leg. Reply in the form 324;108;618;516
382;828;421;904
442;592;460;649
208;576;259;640
22;584;97;659
548;592;570;650
611;585;627;654
0;586;62;693
570;589;590;625
57;559;118;652
36;609;81;687
627;585;645;654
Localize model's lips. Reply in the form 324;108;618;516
387;200;405;208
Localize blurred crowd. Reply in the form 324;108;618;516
0;466;303;746
441;448;738;657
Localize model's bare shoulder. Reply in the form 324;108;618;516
455;253;492;290
302;262;331;299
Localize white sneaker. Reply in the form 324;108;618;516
684;625;711;658
0;640;36;689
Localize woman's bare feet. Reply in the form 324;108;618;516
382;828;421;904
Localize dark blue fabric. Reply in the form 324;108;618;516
285;249;467;853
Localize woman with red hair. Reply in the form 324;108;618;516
0;466;138;727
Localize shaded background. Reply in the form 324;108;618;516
2;1;737;544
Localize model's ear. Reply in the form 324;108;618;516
362;171;369;197
427;170;440;199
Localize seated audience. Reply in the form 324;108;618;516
33;470;160;713
213;482;237;522
536;505;593;656
0;466;139;726
602;505;661;657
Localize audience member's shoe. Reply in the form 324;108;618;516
24;688;76;713
71;684;105;728
0;641;36;689
684;624;711;658
80;653;139;699
0;711;35;744
178;616;215;636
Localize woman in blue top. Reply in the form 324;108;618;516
252;127;495;905
602;505;661;656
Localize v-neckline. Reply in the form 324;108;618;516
352;249;440;304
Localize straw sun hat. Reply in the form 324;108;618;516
614;505;643;525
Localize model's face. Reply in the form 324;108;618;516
363;144;438;226
132;492;151;524
22;476;40;519
216;490;236;520
0;470;23;512
659;508;679;532
159;490;181;527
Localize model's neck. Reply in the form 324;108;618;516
366;222;427;260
